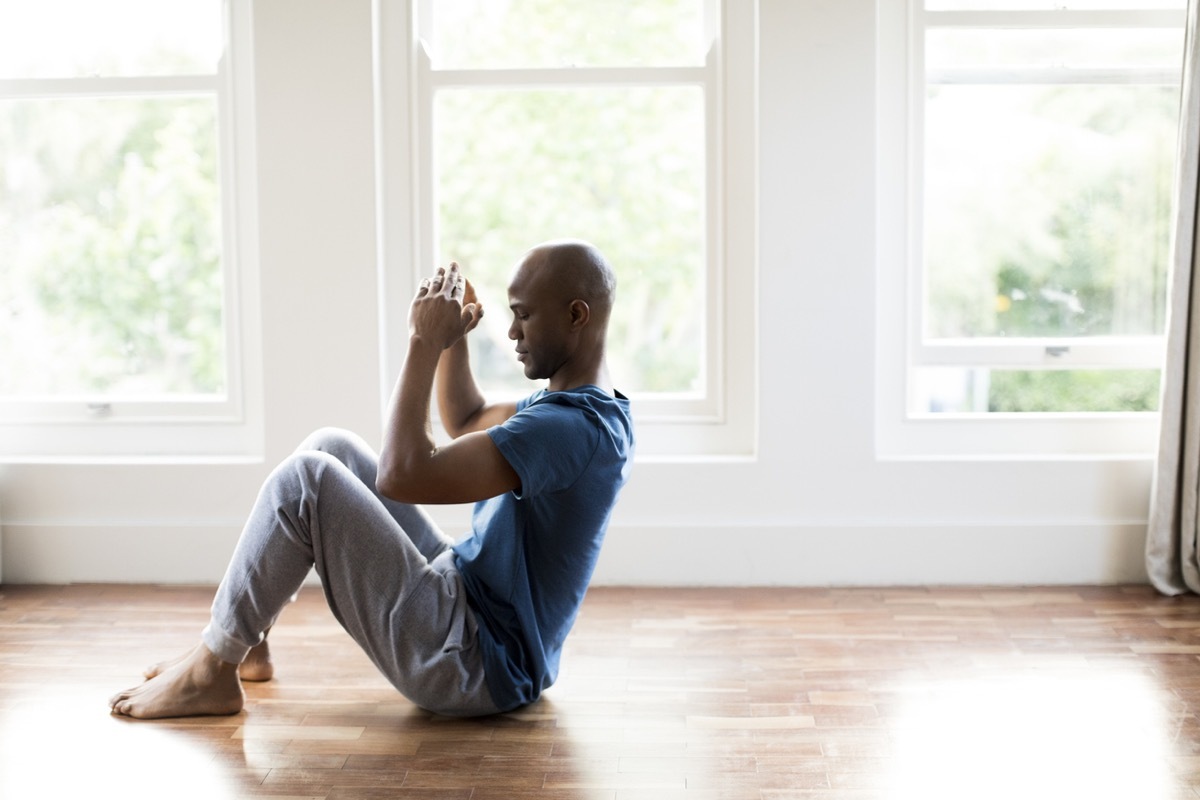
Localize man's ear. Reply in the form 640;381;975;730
569;299;591;329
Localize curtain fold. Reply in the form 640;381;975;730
1146;0;1200;596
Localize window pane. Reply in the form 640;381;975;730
0;97;225;397
0;0;220;78
927;28;1183;71
923;84;1177;339
430;0;706;68
434;87;705;395
914;368;1160;412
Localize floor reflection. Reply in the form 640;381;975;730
0;691;249;799
4;584;1199;798
888;664;1173;799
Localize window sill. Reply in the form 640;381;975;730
0;419;264;463
875;412;1160;461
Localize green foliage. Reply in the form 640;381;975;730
922;80;1177;413
0;97;224;396
987;370;1160;413
429;1;708;396
925;84;1176;341
435;98;705;392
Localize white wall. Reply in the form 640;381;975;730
0;0;1154;586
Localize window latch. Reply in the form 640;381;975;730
86;402;113;418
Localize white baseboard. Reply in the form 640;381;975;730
1;522;245;585
593;523;1150;586
0;520;1149;586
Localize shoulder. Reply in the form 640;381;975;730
488;387;633;496
503;387;631;441
492;392;597;448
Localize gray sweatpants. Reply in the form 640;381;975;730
200;427;500;717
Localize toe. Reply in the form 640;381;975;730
109;687;137;712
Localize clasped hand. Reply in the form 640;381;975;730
408;262;484;350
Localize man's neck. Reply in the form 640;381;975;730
548;361;612;396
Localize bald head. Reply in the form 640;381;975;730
519;239;616;322
505;240;616;390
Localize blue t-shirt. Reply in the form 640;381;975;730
452;385;634;711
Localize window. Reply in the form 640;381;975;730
374;0;757;457
877;0;1187;456
0;0;261;459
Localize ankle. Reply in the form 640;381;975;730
195;644;241;682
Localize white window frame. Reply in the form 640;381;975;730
0;0;262;461
372;0;758;458
876;1;1186;459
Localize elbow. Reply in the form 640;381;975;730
377;473;419;504
375;473;402;502
376;447;438;504
375;455;414;503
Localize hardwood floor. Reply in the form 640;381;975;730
2;583;1200;799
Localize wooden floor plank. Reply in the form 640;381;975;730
1;583;1199;798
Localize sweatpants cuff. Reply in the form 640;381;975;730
201;622;252;665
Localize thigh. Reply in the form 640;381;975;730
300;427;455;560
303;450;435;631
302;454;494;715
377;552;498;717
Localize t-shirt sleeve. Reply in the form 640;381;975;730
488;402;598;499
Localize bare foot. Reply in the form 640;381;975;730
111;643;244;719
145;628;274;682
144;640;273;682
142;651;186;681
237;639;274;682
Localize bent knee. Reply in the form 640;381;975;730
298;427;361;457
272;450;338;491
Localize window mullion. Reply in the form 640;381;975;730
216;0;250;427
924;9;1185;29
928;67;1180;85
909;0;929;387
415;40;436;296
0;75;220;99
705;39;722;420
427;65;709;89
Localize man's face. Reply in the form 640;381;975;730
506;254;574;383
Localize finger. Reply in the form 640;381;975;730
417;277;432;296
461;303;482;334
447;271;465;300
445;263;463;298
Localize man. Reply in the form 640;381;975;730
109;240;634;718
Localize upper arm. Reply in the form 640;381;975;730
443;400;519;439
376;428;521;505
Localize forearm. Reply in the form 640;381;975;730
377;335;443;495
436;338;489;437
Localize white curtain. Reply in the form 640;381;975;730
1146;0;1200;595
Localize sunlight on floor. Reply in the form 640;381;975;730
887;664;1173;800
0;692;242;799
